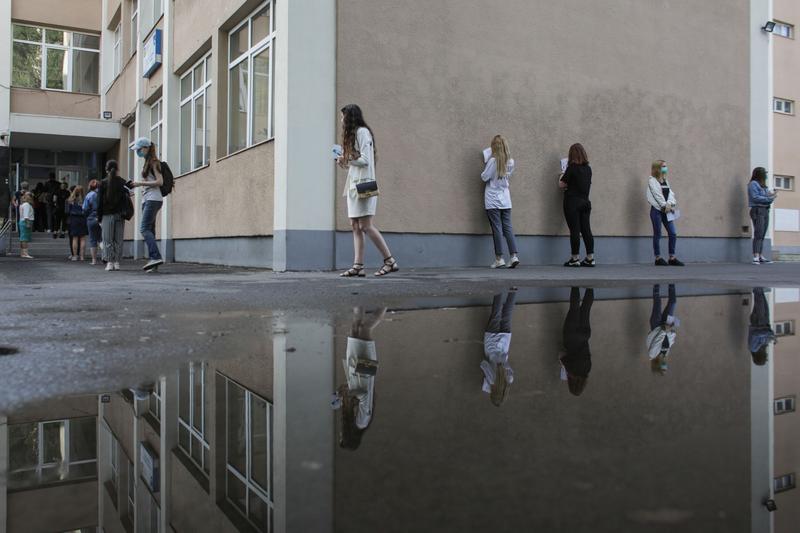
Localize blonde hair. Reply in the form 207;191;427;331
68;185;85;204
651;160;666;179
491;135;511;178
22;192;33;204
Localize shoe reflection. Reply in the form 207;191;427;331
482;291;517;406
647;284;678;375
334;307;386;450
559;287;593;396
749;288;776;366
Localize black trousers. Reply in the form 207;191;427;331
563;197;594;256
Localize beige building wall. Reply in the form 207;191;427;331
11;0;101;33
10;89;100;118
336;0;751;237
773;1;800;252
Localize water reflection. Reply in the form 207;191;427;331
482;292;516;406
750;288;776;366
559;287;593;396
647;284;679;375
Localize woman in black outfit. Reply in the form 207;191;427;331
559;143;595;267
559;287;594;396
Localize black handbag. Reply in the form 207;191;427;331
354;358;378;376
356;180;379;199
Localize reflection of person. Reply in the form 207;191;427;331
749;288;776;366
647;284;678;374
482;291;517;406
559;287;593;396
334;307;386;450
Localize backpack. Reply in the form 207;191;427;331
159;161;175;197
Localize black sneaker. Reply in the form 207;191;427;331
655;258;669;266
581;258;596;267
668;258;685;267
564;258;581;267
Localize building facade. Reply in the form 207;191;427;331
1;0;774;269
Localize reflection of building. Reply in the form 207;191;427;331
0;396;98;532
97;361;274;532
773;288;800;532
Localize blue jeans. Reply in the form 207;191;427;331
140;200;163;260
486;209;518;256
650;207;677;257
650;284;677;330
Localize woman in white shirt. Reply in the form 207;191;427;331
18;192;35;259
482;291;516;406
647;284;678;374
337;105;399;277
481;135;519;268
646;160;684;266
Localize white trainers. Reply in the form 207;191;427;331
113;262;121;271
143;259;164;271
490;258;507;269
105;262;114;271
509;255;520;269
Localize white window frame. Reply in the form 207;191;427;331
179;53;212;174
774;97;794;115
127;124;136;182
148;377;162;421
774;21;794;39
149;98;163;156
775;319;795;336
774;472;796;493
227;0;276;154
113;23;122;77
127;458;136;520
224;375;273;532
775;396;796;415
774;175;795;191
11;23;101;94
153;0;164;22
177;362;211;475
131;0;139;55
110;438;120;503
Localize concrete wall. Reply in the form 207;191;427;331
10;88;100;119
7;480;98;533
335;0;751;239
11;0;101;32
334;293;752;532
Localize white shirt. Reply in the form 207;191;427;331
142;168;163;203
20;203;34;221
646;176;677;211
481;158;515;209
481;332;514;393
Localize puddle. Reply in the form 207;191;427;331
0;285;796;532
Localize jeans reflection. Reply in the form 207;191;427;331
647;284;678;375
482;291;517;406
749;288;776;366
334;307;385;450
559;287;593;396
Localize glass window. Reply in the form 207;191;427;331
128;124;136;181
69;416;97;461
227;1;276;153
131;0;139;54
45;29;69;46
180;102;192;174
177;362;210;474
45;48;68;90
72;50;99;93
150;100;163;158
74;32;100;49
14;25;42;42
12;42;42;88
179;53;212;174
113;24;122;77
154;0;164;21
9;423;38;471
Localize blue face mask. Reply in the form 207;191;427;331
136;148;147;158
661;166;668;176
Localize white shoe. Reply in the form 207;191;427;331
105;262;114;271
113;262;121;271
70;256;78;262
509;255;520;269
752;258;761;265
143;259;164;271
490;258;507;269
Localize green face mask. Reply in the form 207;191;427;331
661;166;668;176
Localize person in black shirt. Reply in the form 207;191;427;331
44;172;59;233
97;160;129;271
559;287;594;396
559;143;595;267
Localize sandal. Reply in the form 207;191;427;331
340;263;365;277
375;256;399;277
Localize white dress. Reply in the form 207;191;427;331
344;127;378;218
344;337;377;429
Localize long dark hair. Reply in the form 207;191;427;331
141;143;161;179
338;384;368;450
568;143;589;165
751;167;767;187
341;104;376;163
105;160;119;179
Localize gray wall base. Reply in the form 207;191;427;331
272;230;335;271
174;236;273;268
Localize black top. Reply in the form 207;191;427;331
561;288;593;377
562;164;592;200
97;176;128;217
661;183;670;200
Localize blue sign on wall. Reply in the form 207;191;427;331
143;29;163;78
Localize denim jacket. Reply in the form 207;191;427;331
748;181;774;208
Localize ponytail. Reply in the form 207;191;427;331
105;160;119;180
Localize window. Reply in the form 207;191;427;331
128;124;136;182
179;54;212;174
12;24;100;93
148;378;162;421
775;396;796;415
127;459;136;521
774;473;796;493
774;98;794;115
178;362;211;474
7;417;98;490
113;23;122;77
131;0;139;55
150;99;163;155
224;376;273;533
774;21;794;38
110;438;120;502
775;320;795;336
228;1;275;154
775;175;795;191
153;0;163;22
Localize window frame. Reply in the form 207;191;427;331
774;97;794;115
774;472;796;493
148;376;162;421
774;175;795;191
177;362;211;475
774;21;794;39
11;23;100;94
127;124;136;183
149;98;163;157
179;53;212;174
227;0;276;154
153;0;164;22
131;0;139;55
775;396;796;415
775;319;795;336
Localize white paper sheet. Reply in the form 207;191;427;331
483;147;492;163
560;158;569;173
666;209;681;222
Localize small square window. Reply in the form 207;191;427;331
774;22;794;39
775;176;794;191
775;320;795;336
774;98;794;115
774;473;796;493
775;396;796;415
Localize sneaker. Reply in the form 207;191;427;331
759;257;773;264
490;259;507;269
508;256;520;269
668;258;685;267
91;260;97;265
752;258;762;265
105;262;114;272
143;259;165;271
655;258;669;266
113;262;121;271
564;258;581;267
70;256;78;262
21;254;34;259
581;258;596;267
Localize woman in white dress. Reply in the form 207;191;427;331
337;104;399;277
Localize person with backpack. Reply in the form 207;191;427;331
129;137;171;272
97;160;129;271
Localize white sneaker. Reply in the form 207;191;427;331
105;262;114;271
752;258;761;265
490;258;507;269
70;256;78;262
509;255;520;269
113;262;121;271
143;259;164;271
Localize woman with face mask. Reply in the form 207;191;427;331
646;160;684;266
129;137;165;272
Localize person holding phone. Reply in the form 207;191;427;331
646;160;684;266
748;167;777;265
559;143;594;267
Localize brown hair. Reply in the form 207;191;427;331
568;143;589;166
751;167;767;187
651;160;667;179
341;104;376;164
489;363;511;406
141;143;162;179
88;179;99;192
491;135;512;178
68;185;85;204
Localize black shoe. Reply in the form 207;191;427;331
655;258;668;266
668;258;685;267
52;233;57;239
564;258;581;267
581;258;596;267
